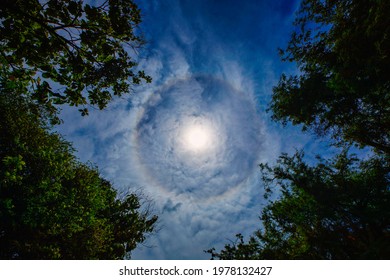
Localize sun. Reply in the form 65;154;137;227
181;121;215;153
184;125;210;150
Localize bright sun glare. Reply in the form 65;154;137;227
183;124;212;152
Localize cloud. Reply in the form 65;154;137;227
56;0;321;259
134;75;269;199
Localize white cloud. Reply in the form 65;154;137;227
56;0;319;260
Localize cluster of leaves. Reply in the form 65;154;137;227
0;82;157;259
0;0;151;119
209;0;389;260
0;0;157;259
208;152;390;259
271;0;390;153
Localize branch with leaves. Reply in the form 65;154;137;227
0;0;151;120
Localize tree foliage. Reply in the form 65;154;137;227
270;0;390;154
208;151;390;259
0;0;156;260
0;85;157;259
0;0;151;118
208;0;390;260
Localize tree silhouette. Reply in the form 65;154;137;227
207;151;390;259
0;0;151;119
208;0;390;260
0;79;157;260
271;0;389;154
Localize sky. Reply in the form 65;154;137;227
57;0;335;259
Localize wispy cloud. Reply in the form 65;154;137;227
56;0;325;259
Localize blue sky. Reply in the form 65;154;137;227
57;0;336;259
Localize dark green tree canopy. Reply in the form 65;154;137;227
271;0;390;154
208;0;390;261
0;84;157;259
208;151;390;259
0;0;151;118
